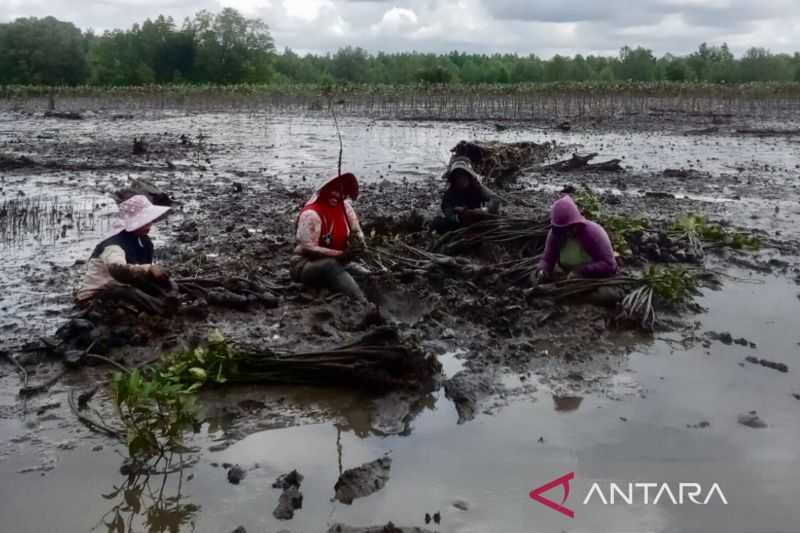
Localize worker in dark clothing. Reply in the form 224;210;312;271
432;156;501;233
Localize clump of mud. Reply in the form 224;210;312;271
334;456;392;505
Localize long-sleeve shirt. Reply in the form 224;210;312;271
77;230;158;302
441;184;501;219
538;220;618;278
77;245;154;302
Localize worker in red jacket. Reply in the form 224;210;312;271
290;173;369;301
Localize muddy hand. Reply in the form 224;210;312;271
149;265;173;289
345;235;366;260
149;264;170;281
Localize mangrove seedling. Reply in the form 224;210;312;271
618;265;701;329
573;186;602;221
111;369;201;459
574;186;649;257
159;329;238;390
670;214;760;256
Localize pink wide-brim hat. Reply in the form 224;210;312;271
305;173;359;206
114;194;171;233
550;195;586;228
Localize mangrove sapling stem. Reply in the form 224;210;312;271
329;98;344;176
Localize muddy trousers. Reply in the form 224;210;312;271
295;258;367;302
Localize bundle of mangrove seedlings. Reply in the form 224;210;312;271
669;214;760;258
362;238;483;278
495;256;543;286
176;276;280;312
451;140;554;187
433;215;550;256
160;327;441;393
532;265;704;330
100;327;440;462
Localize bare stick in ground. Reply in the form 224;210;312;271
329;98;344;176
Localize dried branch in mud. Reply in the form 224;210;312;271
450;140;553;187
543;152;624;173
329;97;344;176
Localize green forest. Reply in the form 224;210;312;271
2;8;800;86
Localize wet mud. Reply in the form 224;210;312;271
1;106;800;532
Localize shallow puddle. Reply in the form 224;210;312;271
1;272;798;532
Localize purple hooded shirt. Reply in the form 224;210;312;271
538;196;618;278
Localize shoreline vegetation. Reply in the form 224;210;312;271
3;82;799;120
1;10;799;89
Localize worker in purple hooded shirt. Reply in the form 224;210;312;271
537;195;618;280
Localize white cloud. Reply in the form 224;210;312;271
370;6;418;34
224;0;272;16
284;0;335;21
1;0;798;56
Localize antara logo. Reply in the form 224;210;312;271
529;472;575;518
530;473;728;519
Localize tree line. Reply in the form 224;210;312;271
1;9;799;86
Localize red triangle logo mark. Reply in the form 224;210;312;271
529;472;575;518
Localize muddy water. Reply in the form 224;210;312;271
1;273;799;533
2;110;800;532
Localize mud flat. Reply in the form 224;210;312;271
1;106;799;532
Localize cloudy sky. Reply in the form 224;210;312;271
1;0;799;57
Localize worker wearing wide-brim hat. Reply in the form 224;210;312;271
77;194;175;314
432;156;501;233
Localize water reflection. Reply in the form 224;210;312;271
94;456;199;533
203;384;439;444
338;391;438;438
